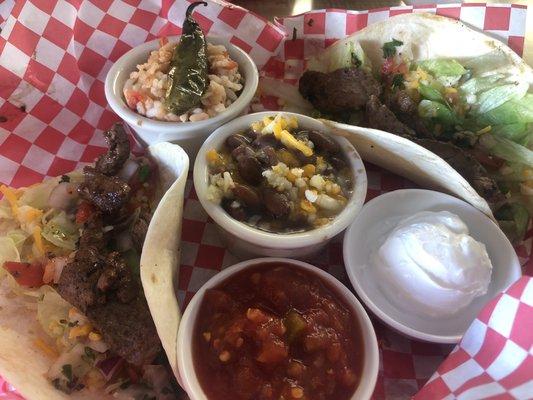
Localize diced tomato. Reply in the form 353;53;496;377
124;90;145;109
222;60;239;70
3;261;44;287
381;59;408;77
76;201;95;224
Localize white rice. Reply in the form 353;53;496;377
124;41;243;122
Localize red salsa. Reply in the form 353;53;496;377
193;263;364;400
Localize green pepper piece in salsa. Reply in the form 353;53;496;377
165;1;209;115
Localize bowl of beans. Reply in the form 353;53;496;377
177;258;379;400
193;112;367;259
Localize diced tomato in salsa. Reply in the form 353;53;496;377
3;261;44;287
76;201;95;224
124;90;145;109
193;264;363;400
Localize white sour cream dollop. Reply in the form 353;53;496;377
372;211;492;317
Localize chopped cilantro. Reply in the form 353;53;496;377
61;364;73;382
351;52;361;68
138;165;151;182
392;73;405;90
382;38;403;59
59;175;70;183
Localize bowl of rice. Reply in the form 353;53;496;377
105;35;258;157
193;112;368;259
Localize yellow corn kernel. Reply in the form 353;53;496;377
88;331;102;341
279;117;288;129
0;185;19;217
219;350;231;362
273;122;282;136
291;387;304;399
313;217;331;227
302;164;316;178
286;171;297;183
33;226;45;256
262;116;273;126
300;199;317;214
34;338;58;358
274;129;313;157
203;332;211;342
476;126;492;135
445;87;458;94
277;149;300;168
206;149;220;165
69;324;92;339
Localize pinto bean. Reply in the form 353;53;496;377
256;146;279;167
253;134;278;149
233;183;261;209
226;134;251;151
308;130;340;153
238;156;263;185
263;188;290;218
231;144;255;161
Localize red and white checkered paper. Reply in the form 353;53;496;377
0;1;531;399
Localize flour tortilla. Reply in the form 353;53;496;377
0;142;189;399
306;13;533;219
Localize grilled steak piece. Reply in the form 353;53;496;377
299;68;382;114
414;139;506;208
87;298;161;366
58;213;161;366
78;167;131;214
365;95;416;137
131;207;151;253
95;123;131;176
384;89;433;138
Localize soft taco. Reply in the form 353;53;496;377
263;13;533;242
0;124;188;399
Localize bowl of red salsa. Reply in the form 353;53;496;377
177;258;379;400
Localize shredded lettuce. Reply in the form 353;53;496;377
418;59;466;77
37;288;71;338
495;203;529;243
479;133;533;167
6;230;29;253
476;82;529;114
18;178;59;210
418;82;446;103
41;211;79;250
459;74;504;96
490;123;530;144
478;94;533;126
307;37;372;73
418;99;456;125
0;236;21;279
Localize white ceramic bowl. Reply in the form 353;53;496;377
105;36;258;158
193;111;368;259
343;189;522;343
177;257;379;400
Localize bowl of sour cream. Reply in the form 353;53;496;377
343;189;521;343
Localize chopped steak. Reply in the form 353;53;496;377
87;298;161;366
299;68;382;115
78;167;131;214
58;244;107;310
384;89;433;138
95;123;131;176
58;213;161;366
365;95;415;137
414;139;506;208
78;212;107;249
131;208;151;253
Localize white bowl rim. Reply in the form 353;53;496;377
104;35;259;132
193;111;368;249
177;257;380;400
343;188;522;343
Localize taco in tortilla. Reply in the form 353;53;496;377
264;13;532;242
0;124;188;399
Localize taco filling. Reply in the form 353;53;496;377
0;124;177;398
298;38;532;242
